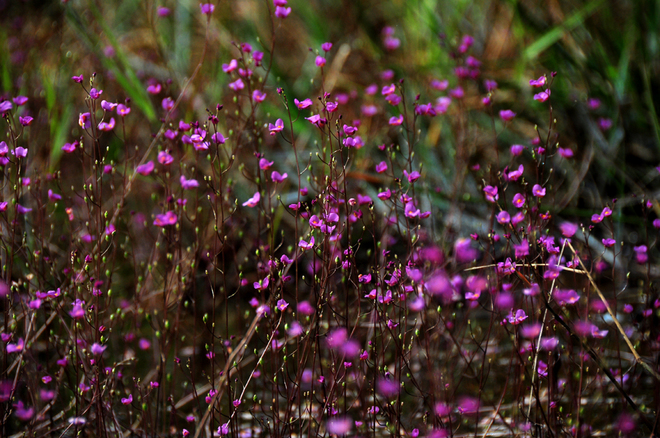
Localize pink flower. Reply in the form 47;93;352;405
403;170;420;182
89;88;103;99
269;118;284;135
121;394;133;405
199;3;214;14
388;114;403;126
180;175;199;190
305;114;326;127
507;309;528;325
158;150;174;165
0;100;12;114
222;59;238;73
510;144;524;156
136;161;154;176
242;192;260;207
97;117;115;131
254;276;269;290
321;42;333;52
534;90;551;102
499;109;516;121
315;56;326;67
381;84;396;95
483;185;498;202
512;193;525;208
7;338;24;353
19;116;33;126
147;83;161;94
532;184;546;197
299;237;314;250
252;89;266;102
529;76;547;87
101;100;117;111
259;158;274;170
117;104;131;116
72;74;84;83
506;164;524;181
91;343;106;355
294;98;312;109
271;171;288;183
154;211;178;227
162;97;175;111
497;211;510;224
274;6;291;17
276;299;288;311
558;147;573;158
228;79;244;91
602;238;615;248
376;161;388;173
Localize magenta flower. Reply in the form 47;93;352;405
254;276;269;290
70;300;85;319
16;204;31;214
598;117;612;130
89;88;103;99
13;147;28;158
507;309;528;325
557;147;573;158
60;141;76;153
158;150;174;165
90;343;106;355
180;175;199;190
276;299;288;311
48;189;62;202
510;144;524;156
136;161;154;175
112;105;129;118
222;59;237;73
506;164;524;181
389;114;403;126
298;237;314;250
0;100;12;114
101;100;117;111
529;76;547;87
19;116;33;126
242;192;260;207
78;112;91;129
499;109;516;121
228;78;244;91
72;74;84;83
12;96;27;106
97;117;115;131
269;118;284;135
252;89;266;102
199;3;214;14
315;56;326;67
483;185;498;202
274;5;291;17
153;211;178;227
375;161;388;173
271;171;288;183
497;211;510;224
162;97;175;111
512;193;525;208
403;169;420;182
602;238;615;248
147;83;161;94
294;98;312;109
259;158;274;170
7;338;24;353
532;184;546;197
534;90;551;102
121;394;133;405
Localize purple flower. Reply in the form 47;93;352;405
62;142;76;153
558;147;573;158
199;3;214;15
0;100;13;114
497;211;510;224
388;114;403;126
117;104;131;116
242;192;260;207
101;100;117;111
510;144;524;156
89;88;103;99
136;161;154;175
274;6;291;18
512;193;525;208
403;170;420;183
48;189;62;202
180;175;199;190
598;117;612;130
375;161;388;173
16;204;31;214
534;90;551;102
91;343;106;355
13;147;28;158
483;185;498;202
19;116;33;126
321;42;333;52
254;276;269;290
507;309;528;325
532;184;546;197
13;96;28;106
222;59;238;73
121;394;133;405
7;338;24;353
72;74;84;83
529;76;547;87
158;150;174;165
97;117;115;131
271;171;288;183
153;211;178;227
315;56;326;67
269;118;284;135
499;109;516;121
162;97;175;111
298;237;314;250
276;299;288;311
602;238;615;248
147;83;161;94
252;89;266;102
294;98;312;109
158;7;171;16
506;164;524;181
